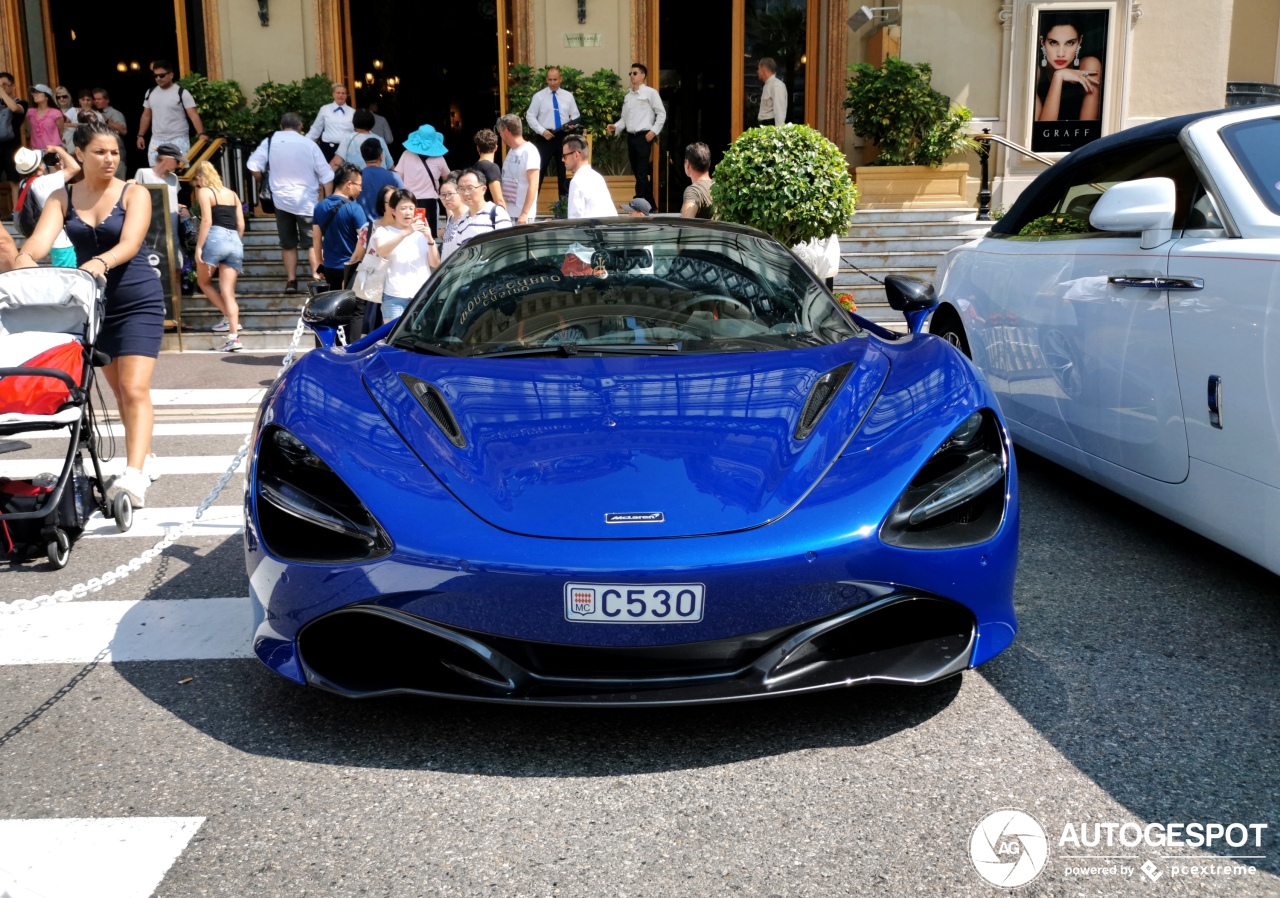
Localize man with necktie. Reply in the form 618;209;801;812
525;66;580;202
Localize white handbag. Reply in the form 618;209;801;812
352;250;388;302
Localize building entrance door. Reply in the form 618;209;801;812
347;0;504;165
657;0;732;213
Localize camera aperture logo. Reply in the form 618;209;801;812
970;809;1050;888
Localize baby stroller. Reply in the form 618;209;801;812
0;267;132;569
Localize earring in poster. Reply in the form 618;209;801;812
1074;46;1081;67
1041;47;1047;67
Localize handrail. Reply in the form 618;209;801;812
970;129;1055;221
973;132;1055;167
178;137;227;183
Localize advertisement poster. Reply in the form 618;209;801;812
1031;8;1109;153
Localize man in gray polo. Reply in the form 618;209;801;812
248;112;334;293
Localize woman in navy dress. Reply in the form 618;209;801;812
16;120;165;508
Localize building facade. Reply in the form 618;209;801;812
0;0;1275;208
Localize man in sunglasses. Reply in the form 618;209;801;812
606;62;665;210
137;60;205;166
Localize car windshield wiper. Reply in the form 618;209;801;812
389;336;455;357
475;342;682;358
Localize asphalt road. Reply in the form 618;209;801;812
0;349;1276;897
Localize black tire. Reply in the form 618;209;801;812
113;492;134;533
47;529;70;569
930;310;972;359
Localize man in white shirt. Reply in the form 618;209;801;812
563;136;614;220
306;82;355;162
248;112;336;292
136;60;204;166
525;66;580;200
497;114;540;225
454;169;513;248
756;58;787;126
606;62;665;210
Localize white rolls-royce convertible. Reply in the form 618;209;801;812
926;104;1280;575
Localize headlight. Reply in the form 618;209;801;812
880;411;1008;549
255;426;391;563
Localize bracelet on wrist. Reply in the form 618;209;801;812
91;255;110;273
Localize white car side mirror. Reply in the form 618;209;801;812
1089;177;1176;249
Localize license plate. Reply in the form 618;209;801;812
564;582;705;624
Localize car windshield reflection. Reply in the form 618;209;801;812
388;224;858;358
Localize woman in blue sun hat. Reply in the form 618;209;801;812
392;123;450;237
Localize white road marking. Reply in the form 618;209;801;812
0;817;204;898
81;506;244;540
1;456;238;478
4;421;252;440
0;598;254;665
150;388;265;406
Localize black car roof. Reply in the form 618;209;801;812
464;215;775;246
991;108;1227;235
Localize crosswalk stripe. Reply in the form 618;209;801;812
0;817;205;898
150;388;265;405
5;421;253;441
81;506;244;540
0;598;254;664
2;455;239;478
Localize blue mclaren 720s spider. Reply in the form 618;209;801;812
245;218;1018;705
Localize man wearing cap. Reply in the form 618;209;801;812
306;82;355;163
137;60;204;167
248;112;335;292
393;124;450;237
134;144;190;258
619;197;651;217
13;145;79;267
563;135;614;220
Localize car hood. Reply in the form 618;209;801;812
361;341;890;539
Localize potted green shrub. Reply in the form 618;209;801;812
711;124;857;276
843;57;977;209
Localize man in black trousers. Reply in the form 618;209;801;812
606;63;666;210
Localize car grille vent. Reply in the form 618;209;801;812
795;363;852;440
399;374;466;448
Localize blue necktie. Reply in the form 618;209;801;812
336;106;344;114
552;92;561;129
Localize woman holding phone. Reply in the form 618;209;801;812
369;188;439;322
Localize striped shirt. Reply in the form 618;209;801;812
453;203;513;250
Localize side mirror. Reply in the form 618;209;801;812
302;289;361;348
1089;177;1176;249
884;275;938;335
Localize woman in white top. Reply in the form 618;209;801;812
370;188;440;321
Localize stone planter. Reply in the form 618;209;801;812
854;163;969;210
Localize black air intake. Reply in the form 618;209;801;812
399;374;466;448
795;363;852;440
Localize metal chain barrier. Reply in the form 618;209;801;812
0;308;310;614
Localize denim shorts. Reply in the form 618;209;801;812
202;226;244;272
382;294;411;321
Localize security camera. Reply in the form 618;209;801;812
847;4;899;30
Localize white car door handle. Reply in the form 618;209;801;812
1107;276;1204;290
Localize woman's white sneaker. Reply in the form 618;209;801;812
212;317;230;332
142;452;160;482
108;467;149;508
218;336;243;352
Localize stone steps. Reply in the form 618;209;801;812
838;208;980;311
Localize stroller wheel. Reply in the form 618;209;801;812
113;493;134;533
47;529;70;570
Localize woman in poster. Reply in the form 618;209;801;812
1034;13;1104;122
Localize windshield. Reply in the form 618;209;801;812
1221;116;1280;216
388;223;859;357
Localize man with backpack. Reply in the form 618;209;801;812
13;145;78;267
136;60;204;166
